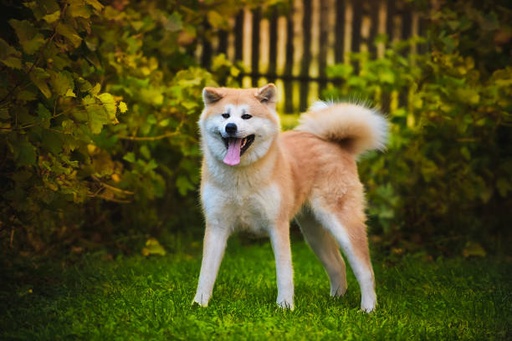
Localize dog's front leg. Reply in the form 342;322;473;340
269;224;294;310
193;226;230;307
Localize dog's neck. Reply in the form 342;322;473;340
204;138;283;189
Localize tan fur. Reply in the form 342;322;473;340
194;84;387;312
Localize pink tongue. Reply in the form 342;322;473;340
223;138;242;166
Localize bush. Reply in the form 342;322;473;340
1;0;510;257
324;0;512;255
0;0;252;253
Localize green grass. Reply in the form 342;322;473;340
1;238;511;340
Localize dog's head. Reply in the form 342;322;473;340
198;84;280;167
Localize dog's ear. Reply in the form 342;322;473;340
255;84;277;106
203;87;223;105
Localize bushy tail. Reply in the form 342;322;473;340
295;101;388;155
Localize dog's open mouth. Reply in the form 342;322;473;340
222;135;255;166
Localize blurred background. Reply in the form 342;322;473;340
0;0;511;259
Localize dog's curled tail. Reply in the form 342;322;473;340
295;101;389;156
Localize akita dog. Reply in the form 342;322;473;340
193;84;387;312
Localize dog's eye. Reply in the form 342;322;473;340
241;114;252;120
221;113;230;119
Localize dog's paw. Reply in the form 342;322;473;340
330;285;347;298
191;300;208;308
192;295;210;308
277;300;295;311
360;298;377;313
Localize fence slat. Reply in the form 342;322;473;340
199;0;424;113
334;0;346;64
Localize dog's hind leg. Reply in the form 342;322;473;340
310;197;377;313
193;226;230;307
296;210;348;297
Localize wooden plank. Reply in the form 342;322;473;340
234;10;244;62
368;0;380;57
218;30;228;56
284;10;295;113
268;8;279;82
251;8;261;87
401;3;412;42
318;0;331;93
201;19;212;69
334;0;346;64
385;0;396;41
197;0;425;114
351;0;363;54
300;0;313;111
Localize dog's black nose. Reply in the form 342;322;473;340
225;123;237;134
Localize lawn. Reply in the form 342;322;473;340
1;236;511;340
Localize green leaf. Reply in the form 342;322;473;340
176;175;194;196
139;145;151;160
0;38;22;69
97;93;117;122
496;177;512;197
42;10;61;24
85;0;104;11
326;63;354;79
207;10;227;29
123;152;136;163
143;159;158;173
455;88;480;105
41;130;63;154
83;95;108;134
49;70;75;97
139;87;164;106
24;0;60;21
9;19;46;55
0;108;9;121
379;70;396;84
29;67;52;98
16;90;38;101
56;22;82;48
17;109;38;126
68;2;91;18
11;135;37;166
37;104;52;129
165;12;183;32
89;83;101;96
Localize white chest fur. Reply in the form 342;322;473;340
201;179;281;234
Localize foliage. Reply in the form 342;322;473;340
1;0;510;257
1;240;511;339
324;0;512;255
0;0;258;253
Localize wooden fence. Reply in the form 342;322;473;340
197;0;425;114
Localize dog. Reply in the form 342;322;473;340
193;84;387;312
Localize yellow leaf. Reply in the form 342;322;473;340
118;101;128;113
65;88;76;97
90;83;101;96
141;237;166;257
85;0;104;11
56;22;82;48
462;241;486;258
42;10;61;24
